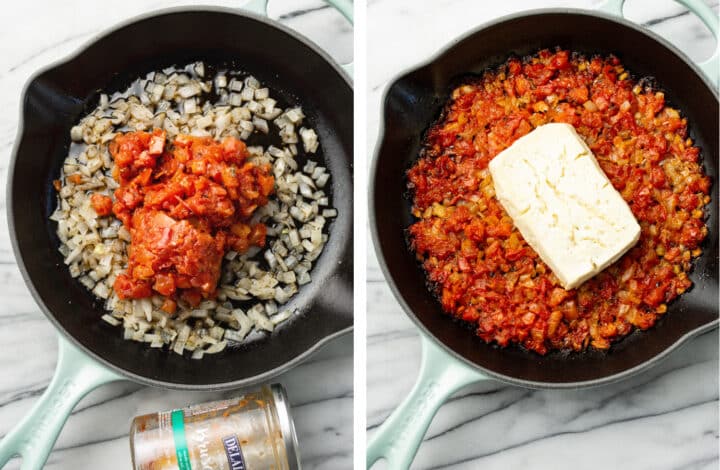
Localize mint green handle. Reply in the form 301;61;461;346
242;0;270;15
326;0;353;23
367;335;489;469
244;0;354;79
325;0;354;78
0;335;122;470
599;0;719;86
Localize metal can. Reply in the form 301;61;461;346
129;384;301;470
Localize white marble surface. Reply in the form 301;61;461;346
0;1;352;469
366;1;719;469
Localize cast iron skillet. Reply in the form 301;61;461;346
0;3;352;469
368;2;717;468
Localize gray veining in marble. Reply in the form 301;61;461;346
366;1;718;469
0;1;352;469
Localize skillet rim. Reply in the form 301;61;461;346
8;5;353;390
369;7;719;390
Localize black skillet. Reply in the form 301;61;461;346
0;2;352;469
367;1;718;468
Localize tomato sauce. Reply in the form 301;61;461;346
408;49;710;354
101;130;274;306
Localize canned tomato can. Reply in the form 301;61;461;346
129;384;301;470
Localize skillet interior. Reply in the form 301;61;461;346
10;8;353;389
372;10;718;387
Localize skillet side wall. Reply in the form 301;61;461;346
11;10;353;388
373;12;718;386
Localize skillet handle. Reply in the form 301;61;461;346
326;0;355;78
599;0;719;87
0;336;122;470
366;335;488;469
242;0;354;79
243;0;353;22
326;0;353;24
242;0;270;15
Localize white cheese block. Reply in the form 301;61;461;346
488;123;640;290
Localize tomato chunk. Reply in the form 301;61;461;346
90;194;113;216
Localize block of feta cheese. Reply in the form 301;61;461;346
488;123;640;290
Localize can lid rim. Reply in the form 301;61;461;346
270;383;302;470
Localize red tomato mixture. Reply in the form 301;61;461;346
91;130;274;309
408;49;710;354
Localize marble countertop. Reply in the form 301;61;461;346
0;1;352;469
366;1;718;469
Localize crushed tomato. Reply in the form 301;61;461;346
408;49;711;354
98;129;274;306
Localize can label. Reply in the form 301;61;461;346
171;409;192;470
131;387;292;470
222;434;246;470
